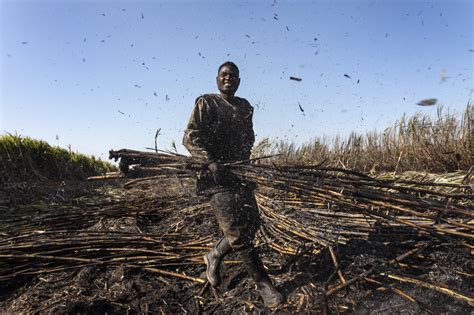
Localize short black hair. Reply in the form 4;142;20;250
218;61;239;75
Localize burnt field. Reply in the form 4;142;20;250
0;171;472;314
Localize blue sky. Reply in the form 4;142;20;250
1;0;472;160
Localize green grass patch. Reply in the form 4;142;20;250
0;134;116;181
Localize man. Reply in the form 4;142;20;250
183;62;283;308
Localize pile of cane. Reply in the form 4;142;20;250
107;149;472;249
112;149;474;309
1;148;472;312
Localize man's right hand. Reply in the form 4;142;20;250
207;161;238;186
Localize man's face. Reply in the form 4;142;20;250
216;65;240;96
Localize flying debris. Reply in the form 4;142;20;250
245;34;251;38
417;98;438;106
153;92;158;97
141;13;144;19
154;128;161;152
82;58;86;62
171;141;178;153
344;74;351;79
285;25;289;31
165;94;169;101
298;102;305;113
357;79;360;84
290;76;302;81
102;13;106;16
21;41;28;45
134;84;142;88
118;110;125;115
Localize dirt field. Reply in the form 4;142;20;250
0;177;472;314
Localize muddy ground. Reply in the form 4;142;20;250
0;177;472;314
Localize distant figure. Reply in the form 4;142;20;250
183;62;283;308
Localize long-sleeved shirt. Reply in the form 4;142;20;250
183;93;255;194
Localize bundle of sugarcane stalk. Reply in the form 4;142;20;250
108;148;473;252
238;164;473;253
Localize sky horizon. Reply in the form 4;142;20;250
1;0;472;160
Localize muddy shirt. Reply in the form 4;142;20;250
183;93;255;194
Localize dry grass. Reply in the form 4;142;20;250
254;104;472;173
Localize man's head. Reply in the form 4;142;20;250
216;61;240;97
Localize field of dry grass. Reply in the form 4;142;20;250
254;104;472;173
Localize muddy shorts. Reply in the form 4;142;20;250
209;186;260;252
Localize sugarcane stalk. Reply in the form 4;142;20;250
381;272;474;306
